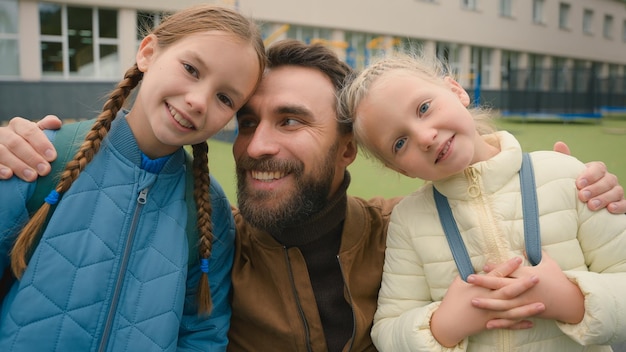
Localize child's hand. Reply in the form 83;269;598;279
471;252;584;327
430;257;538;347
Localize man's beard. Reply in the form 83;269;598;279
236;145;338;233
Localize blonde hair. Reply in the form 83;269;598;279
11;4;266;315
338;51;495;164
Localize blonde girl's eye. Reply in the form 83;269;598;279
393;138;407;153
418;102;430;116
183;63;199;78
218;93;234;108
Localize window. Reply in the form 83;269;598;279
0;0;19;77
559;3;570;30
40;3;119;79
470;47;493;89
500;50;520;89
583;9;593;35
436;42;461;76
603;14;613;39
461;0;477;10
532;0;544;24
137;10;172;41
499;0;512;17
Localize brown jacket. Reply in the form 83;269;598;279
228;195;400;352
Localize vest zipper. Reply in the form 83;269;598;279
337;255;356;352
283;247;313;352
97;187;149;352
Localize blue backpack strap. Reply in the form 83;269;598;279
433;187;474;281
26;119;95;215
520;153;542;265
434;152;542;281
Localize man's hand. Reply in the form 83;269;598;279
0;115;62;181
554;141;626;214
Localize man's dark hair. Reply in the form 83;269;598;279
266;39;354;134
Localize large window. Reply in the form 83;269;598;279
461;0;477;11
470;47;493;89
499;0;512;18
500;50;520;89
583;9;594;35
603;14;613;39
0;0;19;77
436;42;461;77
40;3;119;79
559;3;571;30
532;0;545;24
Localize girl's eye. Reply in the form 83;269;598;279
418;102;430;116
183;63;199;78
393;138;406;153
218;93;234;107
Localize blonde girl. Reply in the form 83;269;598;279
339;53;626;351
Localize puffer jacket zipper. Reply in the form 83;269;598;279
337;255;356;352
465;167;512;350
283;247;313;352
97;187;149;352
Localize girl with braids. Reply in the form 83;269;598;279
338;53;626;351
0;4;264;351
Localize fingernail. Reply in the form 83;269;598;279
582;190;591;201
44;148;56;160
0;167;10;178
467;275;475;283
591;199;601;209
579;178;589;188
37;163;48;174
23;168;35;180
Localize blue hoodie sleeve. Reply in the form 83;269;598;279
0;177;36;275
178;175;235;351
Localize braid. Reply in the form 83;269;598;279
11;65;144;278
191;141;213;314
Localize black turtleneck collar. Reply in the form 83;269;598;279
271;171;350;247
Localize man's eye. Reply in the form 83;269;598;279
419;102;430;116
393;138;406;153
237;117;257;129
283;118;302;127
183;63;199;78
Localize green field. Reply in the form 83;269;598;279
208;115;626;205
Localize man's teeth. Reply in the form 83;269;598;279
168;106;193;128
252;171;285;181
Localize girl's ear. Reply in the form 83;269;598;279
136;34;157;72
444;76;471;107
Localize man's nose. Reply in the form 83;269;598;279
246;122;280;158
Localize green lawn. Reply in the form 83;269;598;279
208;115;626;205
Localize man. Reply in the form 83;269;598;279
1;40;625;351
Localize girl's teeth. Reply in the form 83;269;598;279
169;106;193;128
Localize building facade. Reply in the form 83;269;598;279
1;0;625;120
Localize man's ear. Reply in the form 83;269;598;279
444;76;471;107
136;34;157;72
338;136;358;168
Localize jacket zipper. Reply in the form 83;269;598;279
337;255;356;352
283;247;313;352
97;187;149;352
466;167;512;351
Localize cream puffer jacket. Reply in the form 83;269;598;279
372;131;626;352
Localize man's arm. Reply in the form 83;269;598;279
1;116;625;213
0;116;61;181
553;141;626;214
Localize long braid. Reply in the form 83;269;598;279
191;141;213;314
11;64;144;278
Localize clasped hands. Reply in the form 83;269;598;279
430;251;584;347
